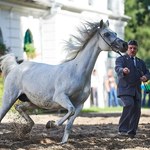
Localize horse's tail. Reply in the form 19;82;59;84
0;54;18;78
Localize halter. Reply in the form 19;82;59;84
99;32;123;56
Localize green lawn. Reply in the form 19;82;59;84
82;106;123;113
0;75;4;106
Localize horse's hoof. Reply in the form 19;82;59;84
22;125;32;134
46;120;55;128
60;141;67;145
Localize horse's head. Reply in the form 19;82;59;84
98;20;127;54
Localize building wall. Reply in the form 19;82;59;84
0;5;45;60
0;9;22;56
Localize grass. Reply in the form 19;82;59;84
82;106;123;113
82;106;150;114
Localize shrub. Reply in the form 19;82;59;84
0;43;7;55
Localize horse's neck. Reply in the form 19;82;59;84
74;34;100;76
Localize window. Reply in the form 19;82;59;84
89;0;94;6
107;0;113;11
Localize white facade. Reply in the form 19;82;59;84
0;0;129;108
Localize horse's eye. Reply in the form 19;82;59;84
104;32;110;37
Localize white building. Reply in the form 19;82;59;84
0;0;129;108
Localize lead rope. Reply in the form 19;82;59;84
116;51;123;57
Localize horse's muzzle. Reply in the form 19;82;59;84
111;38;128;53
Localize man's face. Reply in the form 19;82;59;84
127;45;138;57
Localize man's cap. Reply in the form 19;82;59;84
128;40;138;46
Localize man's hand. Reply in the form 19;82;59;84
123;67;130;75
140;76;148;82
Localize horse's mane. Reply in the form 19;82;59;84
0;54;18;78
62;20;103;62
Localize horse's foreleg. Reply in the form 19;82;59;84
15;102;36;134
61;104;84;144
53;94;75;126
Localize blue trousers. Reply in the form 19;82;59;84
108;87;119;107
142;90;150;107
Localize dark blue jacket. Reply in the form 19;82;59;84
115;54;150;98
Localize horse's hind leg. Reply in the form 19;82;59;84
15;102;36;134
0;90;18;122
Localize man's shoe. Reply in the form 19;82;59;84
118;132;128;136
118;132;135;138
128;134;135;139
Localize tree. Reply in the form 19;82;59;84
125;0;150;68
0;28;8;55
24;29;33;44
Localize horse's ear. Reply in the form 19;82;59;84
100;20;104;28
106;20;109;26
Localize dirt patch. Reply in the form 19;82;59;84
0;109;150;150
